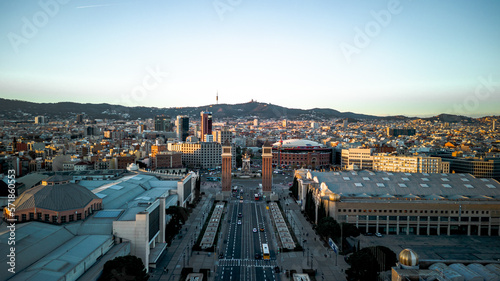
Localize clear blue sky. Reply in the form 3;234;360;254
1;0;499;117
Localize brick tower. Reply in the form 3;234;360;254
262;141;273;196
221;140;232;197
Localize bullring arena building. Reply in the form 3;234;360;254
296;169;500;236
272;139;331;169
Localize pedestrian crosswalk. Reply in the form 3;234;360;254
218;258;277;268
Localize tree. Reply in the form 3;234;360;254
317;200;327;222
341;223;360;238
316;217;340;240
236;154;242;168
98;255;148;281
290;177;298;199
346;246;397;281
304;189;315;222
193;176;201;202
166;206;188;227
346;248;378;281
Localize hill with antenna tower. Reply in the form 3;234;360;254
0;98;485;122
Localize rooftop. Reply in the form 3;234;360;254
13;182;99;211
272;139;326;149
306;170;500;201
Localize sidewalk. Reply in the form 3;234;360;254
278;190;348;281
150;191;217;281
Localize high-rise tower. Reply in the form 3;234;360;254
221;140;232;196
155;115;171;131
262;141;273;196
176;115;189;141
200;111;212;142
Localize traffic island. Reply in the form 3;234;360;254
193;202;226;252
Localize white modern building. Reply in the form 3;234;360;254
341;148;373;170
0;171;196;280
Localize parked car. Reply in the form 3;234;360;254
375;232;383;237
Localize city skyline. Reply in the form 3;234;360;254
1;0;500;117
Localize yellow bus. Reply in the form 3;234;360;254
262;243;270;260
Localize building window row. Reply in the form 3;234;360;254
339;209;489;215
356;215;490;222
15;202;101;224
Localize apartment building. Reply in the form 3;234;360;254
341;148;373;170
373;154;450;173
168;141;223;169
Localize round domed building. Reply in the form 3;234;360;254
3;175;102;224
272;139;331;169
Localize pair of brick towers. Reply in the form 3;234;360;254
221;141;272;197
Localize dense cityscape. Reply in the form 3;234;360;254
1;99;500;281
2;0;500;279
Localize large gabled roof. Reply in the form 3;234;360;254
14;182;99;211
308;170;500;201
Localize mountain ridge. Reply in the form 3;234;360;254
0;98;486;122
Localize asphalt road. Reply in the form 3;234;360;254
216;180;283;281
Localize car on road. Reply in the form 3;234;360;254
259;227;265;232
240;196;243;199
238;213;242;218
375;232;383;237
239;200;243;203
237;220;242;225
253;228;257;233
254;253;261;260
